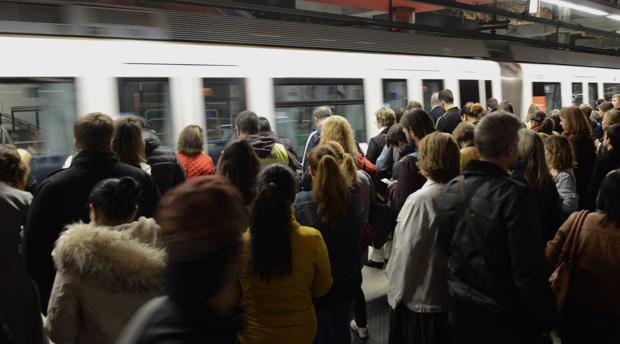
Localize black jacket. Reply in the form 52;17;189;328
511;162;566;242
586;148;620;210
143;131;186;195
437;160;554;336
366;127;389;164
117;296;241;344
429;105;445;125
436;107;462;134
23;150;161;311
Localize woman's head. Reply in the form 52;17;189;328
451;122;475;148
598;171;620;227
0;144;28;190
156;176;248;309
319;115;358;160
113;116;146;166
417;132;460;183
375;106;396;129
526;103;541;119
89;177;141;226
527;111;546;130
308;142;352;226
217;140;261;206
517;129;552;190
468;103;485;120
400;108;435;144
602;109;620;131
560;106;592;137
177;125;205;155
250;164;297;282
544;135;576;172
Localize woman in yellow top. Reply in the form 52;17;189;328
240;164;333;344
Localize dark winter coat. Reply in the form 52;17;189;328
366;127;389;164
567;133;597;209
23;150;161;312
429;106;445;125
437;160;554;338
436;107;462;134
143;131;186;195
586;148;620;210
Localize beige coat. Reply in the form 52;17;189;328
45;217;166;344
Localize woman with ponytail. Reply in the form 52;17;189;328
294;142;364;344
45;177;165;344
240;164;332;344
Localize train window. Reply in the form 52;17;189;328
572;83;583;105
0;78;77;182
203;78;246;160
422;79;443;112
118;78;172;147
485;80;492;99
603;83;620;101
274;78;365;153
588;83;599;106
532;82;561;113
382;79;407;109
458;80;480;108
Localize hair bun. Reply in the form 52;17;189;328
115;177;141;201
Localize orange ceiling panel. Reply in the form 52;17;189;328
307;0;494;13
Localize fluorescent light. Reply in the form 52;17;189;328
541;0;609;16
607;14;620;21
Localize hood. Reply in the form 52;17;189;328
53;217;166;293
247;133;276;158
143;130;162;154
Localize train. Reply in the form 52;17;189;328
2;34;620;180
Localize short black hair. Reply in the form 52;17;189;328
89;177;141;220
475;111;521;159
487;98;499;111
400;108;436;141
438;89;454;104
235;110;259;135
74;112;114;151
258;116;272;133
608;123;620;148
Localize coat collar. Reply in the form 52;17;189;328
72;150;119;169
463;159;509;178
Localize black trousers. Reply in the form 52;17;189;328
389;305;451;344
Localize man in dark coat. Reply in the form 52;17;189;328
24;112;161;312
142;129;186;195
428;91;445;124
586;123;620;210
435;89;461;134
437;112;554;343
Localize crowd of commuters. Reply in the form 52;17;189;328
1;88;620;344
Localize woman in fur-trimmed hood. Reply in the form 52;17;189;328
45;177;166;344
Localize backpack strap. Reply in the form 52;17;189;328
458;175;490;255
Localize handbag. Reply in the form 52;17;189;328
549;210;589;312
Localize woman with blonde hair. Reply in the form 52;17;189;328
294;142;364;344
113;116;150;174
387;132;460;344
560;106;597;209
544;135;578;214
462;103;484;123
512;129;564;241
367;107;396;164
177;125;215;178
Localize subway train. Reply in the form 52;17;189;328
2;34;620;180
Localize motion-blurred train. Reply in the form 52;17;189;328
3;28;620;180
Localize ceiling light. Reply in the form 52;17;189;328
541;0;609;16
607;14;620;21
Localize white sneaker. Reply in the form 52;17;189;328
350;319;369;339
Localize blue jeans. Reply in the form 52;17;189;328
315;302;353;344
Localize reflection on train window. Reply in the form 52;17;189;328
0;78;76;181
532;82;561;113
458;80;480;108
603;83;620;101
382;79;407;110
572;83;583;105
589;83;599;106
274;78;366;154
203;78;246;160
485;80;492;99
422;79;443;112
118;78;172;146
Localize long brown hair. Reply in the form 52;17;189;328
544;135;576;172
308;143;351;226
518;129;552;190
560;106;591;138
113;116;146;166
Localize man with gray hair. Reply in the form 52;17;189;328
428;92;444;124
301;105;332;176
437;112;554;342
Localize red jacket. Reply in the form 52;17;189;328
177;153;215;179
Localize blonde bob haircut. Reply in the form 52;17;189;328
375;106;396;127
177;125;205;155
416;132;460;183
319;115;359;160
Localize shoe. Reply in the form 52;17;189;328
350;320;369;339
364;260;384;269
